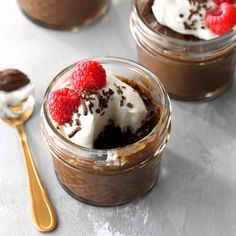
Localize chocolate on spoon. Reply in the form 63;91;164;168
0;69;30;92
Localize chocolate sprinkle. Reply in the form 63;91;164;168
88;102;94;114
81;100;88;116
127;103;134;109
120;95;126;107
75;119;81;126
68;127;81;138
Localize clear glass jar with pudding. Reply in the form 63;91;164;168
130;0;236;101
41;57;171;206
17;0;109;30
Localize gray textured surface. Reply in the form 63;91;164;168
0;0;236;235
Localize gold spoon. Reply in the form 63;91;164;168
1;98;57;232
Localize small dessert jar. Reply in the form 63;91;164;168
17;0;109;30
41;57;171;206
130;0;236;101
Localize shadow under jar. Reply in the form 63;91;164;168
17;0;109;30
130;0;236;101
41;57;171;206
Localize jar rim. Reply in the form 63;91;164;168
132;0;236;47
42;57;171;157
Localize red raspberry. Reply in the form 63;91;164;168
214;0;236;5
48;88;80;123
71;60;106;91
205;3;236;35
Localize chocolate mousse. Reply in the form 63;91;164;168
130;0;236;100
41;59;171;206
18;0;109;30
52;78;161;205
0;69;30;92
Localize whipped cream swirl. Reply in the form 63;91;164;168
152;0;219;40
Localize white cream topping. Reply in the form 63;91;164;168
56;72;148;148
152;0;219;40
0;82;35;117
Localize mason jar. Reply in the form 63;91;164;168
130;0;236;101
41;57;171;206
18;0;109;30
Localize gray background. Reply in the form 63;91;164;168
1;0;236;235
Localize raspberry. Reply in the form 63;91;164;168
48;88;80;123
71;60;106;91
205;3;236;35
214;0;236;5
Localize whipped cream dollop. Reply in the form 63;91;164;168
56;72;148;148
152;0;218;40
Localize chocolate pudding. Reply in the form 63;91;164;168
41;58;171;206
18;0;109;30
130;0;236;100
0;69;30;92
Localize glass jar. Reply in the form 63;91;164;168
18;0;109;30
130;0;236;101
41;57;171;206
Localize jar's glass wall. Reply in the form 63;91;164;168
130;0;236;101
18;0;109;30
41;58;171;206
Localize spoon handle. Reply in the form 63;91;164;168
16;125;57;232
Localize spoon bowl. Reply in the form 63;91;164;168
2;99;33;126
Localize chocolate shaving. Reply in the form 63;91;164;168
127;103;134;109
88;102;94;114
102;90;106;96
114;83;123;95
120;95;126;107
75;119;81;126
68;127;81;138
117;86;123;95
81;100;88;116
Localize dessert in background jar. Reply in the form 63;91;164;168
0;69;34;118
41;57;171;206
130;0;236;100
18;0;109;30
